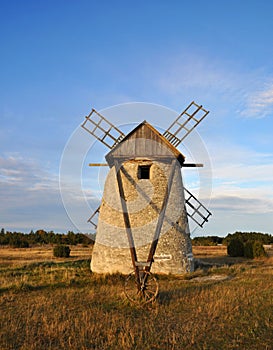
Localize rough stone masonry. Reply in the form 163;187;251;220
91;122;194;274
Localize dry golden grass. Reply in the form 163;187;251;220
0;245;92;267
193;245;227;256
192;245;263;265
1;245;273;349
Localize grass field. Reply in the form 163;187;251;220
1;245;273;349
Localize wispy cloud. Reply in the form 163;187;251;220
157;53;237;98
211;195;273;214
205;142;273;216
0;154;58;191
240;82;273;118
0;154;67;231
154;51;273;119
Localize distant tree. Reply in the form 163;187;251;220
67;231;76;245
192;236;223;246
0;228;94;247
227;239;244;257
223;232;273;245
9;232;29;248
0;228;7;245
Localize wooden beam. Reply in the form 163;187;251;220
145;158;177;272
182;163;203;167
88;163;108;166
114;160;140;283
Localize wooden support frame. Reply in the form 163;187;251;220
145;158;177;272
114;160;140;284
114;157;177;273
114;157;177;294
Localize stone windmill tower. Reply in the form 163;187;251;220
82;101;211;275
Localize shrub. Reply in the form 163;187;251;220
244;241;254;259
53;245;71;258
252;241;267;258
227;238;244;257
243;241;267;259
253;241;267;258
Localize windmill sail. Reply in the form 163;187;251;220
82;109;125;149
87;206;100;229
163;101;209;147
184;187;212;227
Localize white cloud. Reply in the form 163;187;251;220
0;155;58;192
240;82;273;118
154;51;273;120
0;154;69;231
211;195;273;214
211;147;273;183
204;141;273;217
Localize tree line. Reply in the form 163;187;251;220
192;231;273;246
0;228;95;248
1;229;272;248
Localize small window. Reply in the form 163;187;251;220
138;165;151;179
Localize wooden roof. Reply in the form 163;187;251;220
105;121;185;166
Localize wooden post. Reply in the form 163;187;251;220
114;160;140;282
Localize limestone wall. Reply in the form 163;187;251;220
91;157;194;274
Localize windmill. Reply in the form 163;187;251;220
81;102;212;302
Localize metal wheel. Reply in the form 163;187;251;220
124;270;159;304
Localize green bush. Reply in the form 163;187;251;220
251;241;266;258
53;245;71;258
244;241;254;259
227;238;244;257
240;241;267;259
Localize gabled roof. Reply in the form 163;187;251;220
105;121;185;166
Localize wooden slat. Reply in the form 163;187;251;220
163;101;209;146
184;187;212;227
88;163;108;166
81;108;125;149
181;163;203;167
87;206;100;229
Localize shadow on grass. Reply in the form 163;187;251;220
195;256;248;267
0;279;92;295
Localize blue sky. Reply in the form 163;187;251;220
1;0;273;237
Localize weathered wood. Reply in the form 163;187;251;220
87;206;100;229
114;160;140;280
81;108;125;149
184;187;212;227
163;101;209;147
182;163;203;167
89;163;108;166
106;122;185;167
